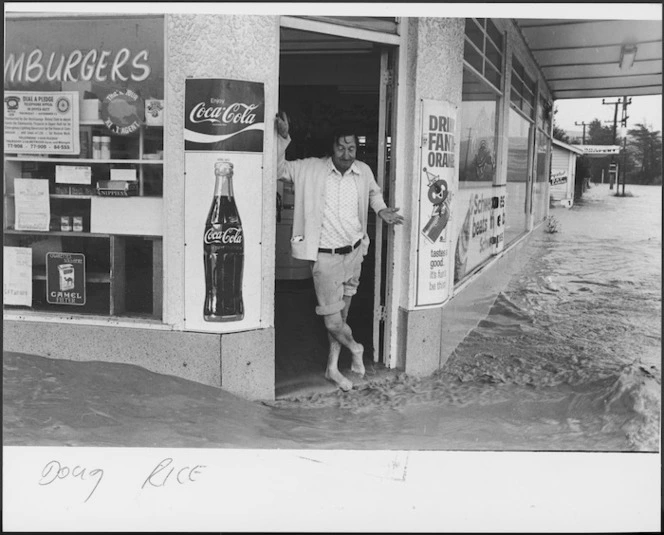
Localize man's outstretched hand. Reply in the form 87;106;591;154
275;111;289;139
378;207;405;225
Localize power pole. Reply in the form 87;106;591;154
574;121;589;145
602;98;622;189
619;96;632;196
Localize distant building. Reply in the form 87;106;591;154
550;139;584;208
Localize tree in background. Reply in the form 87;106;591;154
581;119;616;183
625;123;662;185
586;118;614;145
552;106;570;143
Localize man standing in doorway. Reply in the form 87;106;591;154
276;112;404;391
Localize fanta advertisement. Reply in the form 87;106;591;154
425;114;455;169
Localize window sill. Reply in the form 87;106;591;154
3;309;172;330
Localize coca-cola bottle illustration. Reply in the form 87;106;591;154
203;160;244;322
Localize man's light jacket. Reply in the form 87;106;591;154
277;134;388;261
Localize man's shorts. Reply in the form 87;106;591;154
311;246;364;315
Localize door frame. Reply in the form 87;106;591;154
278;16;402;368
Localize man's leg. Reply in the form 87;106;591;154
326;296;365;387
323;299;364;391
341;296;366;376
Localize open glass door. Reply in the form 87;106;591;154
373;47;398;367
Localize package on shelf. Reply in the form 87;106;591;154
79;126;92;158
54;185;71;195
70;184;96;195
55;165;92;185
81;99;101;121
61;81;101;121
96;180;139;197
110;168;137;181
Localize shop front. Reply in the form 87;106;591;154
4;12;554;400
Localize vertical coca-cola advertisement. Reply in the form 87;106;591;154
184;78;264;332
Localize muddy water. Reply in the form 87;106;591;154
268;184;661;451
3;185;660;451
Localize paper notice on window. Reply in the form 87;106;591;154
14;178;50;231
3;246;32;306
4;91;80;154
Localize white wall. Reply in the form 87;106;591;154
163;14;280;331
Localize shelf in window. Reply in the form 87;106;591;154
33;267;110;283
5;194;162;200
49;194;94;199
5;193;94;199
5;156;163;165
4;229;110;238
79;120;163;129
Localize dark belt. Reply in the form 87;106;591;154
318;239;362;255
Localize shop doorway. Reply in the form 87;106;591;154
274;27;396;396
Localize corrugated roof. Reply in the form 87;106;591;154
514;18;662;100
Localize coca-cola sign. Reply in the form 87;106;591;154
189;102;259;126
204;227;243;245
185;78;264;152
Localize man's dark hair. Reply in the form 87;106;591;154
330;128;359;150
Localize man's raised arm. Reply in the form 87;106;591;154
276;112;293;183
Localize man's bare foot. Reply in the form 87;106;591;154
350;343;365;377
325;368;353;392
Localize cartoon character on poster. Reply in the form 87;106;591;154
421;167;452;244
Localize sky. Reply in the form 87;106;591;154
555;95;663;136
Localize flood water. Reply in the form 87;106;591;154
3;184;661;451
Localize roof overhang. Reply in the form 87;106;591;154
571;144;622;157
552;138;585;154
514;18;662;100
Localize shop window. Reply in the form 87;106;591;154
510;56;536;119
3;15;164;320
532;130;551;224
454;67;502;284
505;108;533;246
459;68;499;184
537;94;553;134
454;20;504;285
464;18;504;92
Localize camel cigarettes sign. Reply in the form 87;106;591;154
46;252;86;306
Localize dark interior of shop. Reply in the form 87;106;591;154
274;28;384;396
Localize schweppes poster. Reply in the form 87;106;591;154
184;78;264;152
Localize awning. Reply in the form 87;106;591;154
514;19;662;100
571;144;622;157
